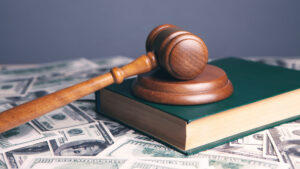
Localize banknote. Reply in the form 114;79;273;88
4;141;52;169
263;131;279;160
132;134;156;143
0;154;7;169
0;99;10;105
73;101;111;120
102;120;133;140
32;68;104;92
120;160;196;169
32;57;133;92
142;157;209;169
0;123;56;153
4;90;49;105
92;56;133;70
192;153;288;169
101;136;287;169
30;104;94;132
0;58;99;79
229;131;264;147
100;138;186;158
49;121;114;156
268;125;300;169
0;103;15;112
207;132;279;162
20;156;127;169
0;77;35;97
144;154;286;169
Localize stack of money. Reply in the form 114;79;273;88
0;56;299;169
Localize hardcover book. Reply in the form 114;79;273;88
95;57;300;154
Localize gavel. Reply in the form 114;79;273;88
0;24;209;133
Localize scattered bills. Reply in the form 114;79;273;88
0;56;299;169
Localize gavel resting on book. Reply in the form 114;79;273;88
0;24;233;133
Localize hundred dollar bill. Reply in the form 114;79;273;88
102;120;134;140
32;57;132;92
73;101;111;120
49;121;114;156
0;99;9;105
32;68;104;92
101;137;287;169
3;90;49;105
102;120;158;144
92;56;133;69
192;153;288;169
263;131;279;160
0;77;35;97
268;125;300;169
133;134;156;143
30;104;94;132
144;155;286;169
0;103;15;112
20;156;127;169
0;58;99;79
100;138;186;158
207;132;279;161
0;123;56;153
142;157;209;169
4;141;52;169
229;131;264;147
0;154;7;169
120;160;196;169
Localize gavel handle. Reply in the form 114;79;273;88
0;53;157;133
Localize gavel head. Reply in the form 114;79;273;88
146;24;208;80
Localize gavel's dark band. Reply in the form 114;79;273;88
152;27;182;57
146;25;176;52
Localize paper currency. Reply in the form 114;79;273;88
100;138;186;158
268;125;300;169
0;123;56;152
0;154;7;169
49;121;114;156
73;101;110;120
32;68;104;92
0;103;15;112
207;132;280;162
263;131;279;160
4;141;52;169
92;56;133;69
0;90;48;105
0;58;99;79
142;157;209;169
31;104;94;132
20;156;127;169
102;121;133;140
193;153;288;169
5;90;49;105
120;160;196;169
0;77;35;97
229;131;264;147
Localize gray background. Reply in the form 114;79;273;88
0;0;299;64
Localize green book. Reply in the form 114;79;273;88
95;57;300;154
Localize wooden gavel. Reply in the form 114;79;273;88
0;24;208;133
